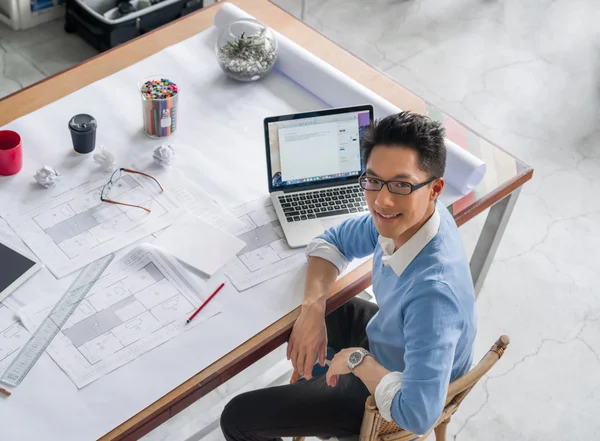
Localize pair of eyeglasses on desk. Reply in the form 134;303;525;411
100;168;164;213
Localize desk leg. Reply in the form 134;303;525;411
469;188;521;297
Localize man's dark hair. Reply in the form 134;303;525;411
361;111;446;178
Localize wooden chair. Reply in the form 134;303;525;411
291;335;510;441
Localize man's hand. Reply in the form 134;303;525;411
287;305;327;380
288;255;339;380
327;348;390;395
325;347;358;387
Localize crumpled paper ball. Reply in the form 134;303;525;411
93;146;117;171
153;144;175;167
33;166;61;188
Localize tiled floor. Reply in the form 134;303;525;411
0;18;97;96
2;0;600;440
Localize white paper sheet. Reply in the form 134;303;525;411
0;267;66;313
154;212;246;276
0;303;30;378
0;216;77;317
213;2;486;196
224;197;306;291
3;170;183;279
18;244;222;388
166;172;246;235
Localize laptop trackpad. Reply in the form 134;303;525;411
320;216;351;231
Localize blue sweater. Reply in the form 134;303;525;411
315;203;477;434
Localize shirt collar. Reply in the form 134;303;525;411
378;208;441;277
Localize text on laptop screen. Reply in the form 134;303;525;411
268;110;371;188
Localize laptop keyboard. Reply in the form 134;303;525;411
278;185;368;223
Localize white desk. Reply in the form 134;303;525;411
0;1;533;440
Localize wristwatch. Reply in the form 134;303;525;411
347;349;371;374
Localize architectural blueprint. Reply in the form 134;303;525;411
224;197;306;291
169;176;245;235
0;303;30;378
18;245;222;388
4;173;183;279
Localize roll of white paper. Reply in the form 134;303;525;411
214;3;486;195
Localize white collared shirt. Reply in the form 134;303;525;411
305;208;441;277
378;208;441;277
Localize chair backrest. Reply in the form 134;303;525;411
360;335;511;441
291;336;511;441
444;335;510;409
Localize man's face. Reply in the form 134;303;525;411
364;145;443;245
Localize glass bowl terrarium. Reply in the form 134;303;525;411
216;18;278;82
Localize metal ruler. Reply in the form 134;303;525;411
0;254;114;387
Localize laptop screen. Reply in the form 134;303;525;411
265;106;373;191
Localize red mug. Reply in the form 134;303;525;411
0;130;23;176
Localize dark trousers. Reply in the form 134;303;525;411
220;298;379;441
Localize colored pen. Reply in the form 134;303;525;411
0;386;11;397
186;282;225;324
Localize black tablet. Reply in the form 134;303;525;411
0;240;42;303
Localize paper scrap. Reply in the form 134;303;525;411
154;213;246;277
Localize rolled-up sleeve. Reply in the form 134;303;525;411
374;371;403;421
306;238;349;273
306;214;378;270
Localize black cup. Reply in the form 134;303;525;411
69;114;97;154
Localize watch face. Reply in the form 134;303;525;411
349;352;362;365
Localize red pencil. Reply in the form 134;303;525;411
186;282;225;324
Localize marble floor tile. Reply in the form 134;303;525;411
0;57;21;97
0;42;46;88
0;20;13;40
456;337;600;440
2;0;600;440
0;19;93;91
0;18;67;51
15;33;98;77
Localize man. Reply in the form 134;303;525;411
220;111;477;440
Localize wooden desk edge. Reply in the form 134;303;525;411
454;167;533;227
100;260;373;441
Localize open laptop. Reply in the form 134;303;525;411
264;104;374;248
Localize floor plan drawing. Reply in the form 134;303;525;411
224;198;306;291
0;303;30;378
4;173;183;279
18;245;222;388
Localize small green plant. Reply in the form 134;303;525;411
221;27;267;58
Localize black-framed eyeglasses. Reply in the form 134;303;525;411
100;168;164;213
358;172;437;195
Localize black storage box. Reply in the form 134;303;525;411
64;0;204;52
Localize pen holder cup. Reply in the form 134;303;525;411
140;76;179;138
